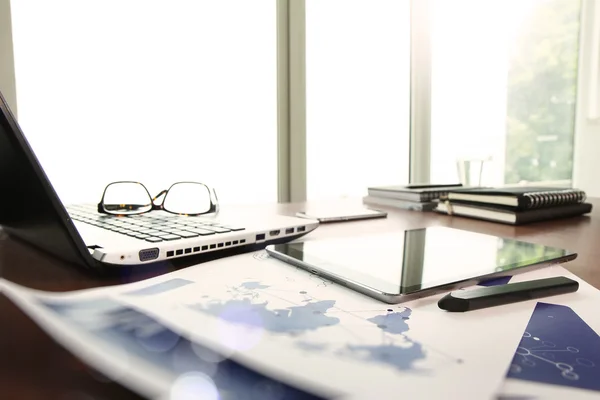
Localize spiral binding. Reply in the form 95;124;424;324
523;189;586;209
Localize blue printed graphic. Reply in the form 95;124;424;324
124;278;194;296
342;341;425;371
367;309;412;334
479;276;512;287
191;280;429;372
240;281;271;290
190;298;340;334
342;308;426;371
41;298;323;399
507;302;600;392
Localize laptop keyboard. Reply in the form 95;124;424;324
67;204;245;243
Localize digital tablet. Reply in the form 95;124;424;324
295;205;387;223
265;227;576;304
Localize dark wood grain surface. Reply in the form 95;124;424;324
1;198;599;399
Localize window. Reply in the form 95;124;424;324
429;0;581;186
8;1;585;204
572;0;600;197
10;0;277;205
305;0;411;199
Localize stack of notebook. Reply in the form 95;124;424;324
363;183;464;211
434;187;593;225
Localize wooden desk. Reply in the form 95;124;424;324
1;199;599;399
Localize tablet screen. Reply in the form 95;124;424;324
271;227;574;295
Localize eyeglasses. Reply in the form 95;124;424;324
97;181;219;216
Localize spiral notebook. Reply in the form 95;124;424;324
445;187;587;210
435;201;592;225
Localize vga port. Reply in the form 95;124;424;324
139;248;159;261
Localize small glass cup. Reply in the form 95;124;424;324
456;158;488;187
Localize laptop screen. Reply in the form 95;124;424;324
0;91;93;268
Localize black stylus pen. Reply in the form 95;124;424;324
438;276;579;312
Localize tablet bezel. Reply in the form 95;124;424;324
265;227;577;304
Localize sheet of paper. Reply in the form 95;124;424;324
3;251;599;399
1;276;320;400
113;252;528;399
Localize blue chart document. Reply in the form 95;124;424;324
6;254;576;400
507;302;600;392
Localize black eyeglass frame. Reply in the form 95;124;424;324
97;180;219;216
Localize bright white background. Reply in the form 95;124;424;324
305;0;411;199
430;0;541;186
8;0;591;202
10;0;277;205
574;0;600;197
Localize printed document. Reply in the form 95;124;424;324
2;251;599;399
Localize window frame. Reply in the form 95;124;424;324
0;0;18;116
292;0;423;200
277;0;307;203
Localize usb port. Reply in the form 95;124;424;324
285;228;294;234
256;233;266;241
298;226;306;232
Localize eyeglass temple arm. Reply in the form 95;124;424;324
212;188;220;213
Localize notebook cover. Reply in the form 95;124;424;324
435;201;592;225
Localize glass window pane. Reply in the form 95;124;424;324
430;0;581;186
11;0;276;204
306;0;411;199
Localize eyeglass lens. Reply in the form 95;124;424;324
101;182;212;215
163;182;212;215
102;182;153;215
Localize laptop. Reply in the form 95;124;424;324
0;91;319;270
